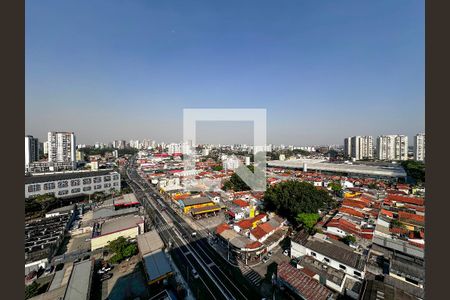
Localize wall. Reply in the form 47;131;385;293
91;227;139;251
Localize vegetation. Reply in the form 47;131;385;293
340;235;356;246
264;181;336;223
295;213;320;232
211;165;223;172
390;219;405;229
327;181;342;195
81;147;139;157
401;160;425;184
222;165;254;191
25;282;39;299
25;194;58;219
108;237;138;264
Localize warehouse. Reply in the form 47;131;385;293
137;230;173;285
91;215;144;251
178;196;215;214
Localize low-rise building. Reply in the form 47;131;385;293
91;215;144;251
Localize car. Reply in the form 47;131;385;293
43;266;54;276
283;249;290;256
267;251;273;257
191;268;200;279
262;256;269;263
191;232;197;237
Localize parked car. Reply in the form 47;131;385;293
43;266;54;276
191;232;197;237
283;249;290;256
267;251;273;257
262;256;269;263
191;268;200;279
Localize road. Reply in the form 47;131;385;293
124;158;259;300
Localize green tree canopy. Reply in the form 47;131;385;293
295;213;320;231
340;235;356;246
264;181;335;222
222;165;254;191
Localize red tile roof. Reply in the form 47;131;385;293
277;263;333;300
339;207;365;218
342;199;367;209
216;223;230;235
233;199;249;208
387;194;424;206
259;222;274;233
398;211;425;224
250;226;267;240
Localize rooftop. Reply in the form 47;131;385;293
181;196;212;207
277;262;333;300
63;260;94;300
97;215;143;236
142;250;173;283
268;159;407;178
137;231;165;256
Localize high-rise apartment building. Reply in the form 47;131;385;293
376;135;408;161
25;135;39;170
414;133;425;162
47;131;76;164
345;136;373;160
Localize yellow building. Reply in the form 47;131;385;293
180;196;215;214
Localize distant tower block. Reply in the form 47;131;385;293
303;163;308;172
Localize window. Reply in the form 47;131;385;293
27;184;41;193
83;186;92;192
339;264;347;271
83;178;92;185
354;271;362;277
58;181;68;188
43;183;56;190
324;258;330;263
71;188;81;193
104;183;111;188
94;184;102;190
104;176;111;182
71;179;80;186
311;252;316;257
58;190;69;196
93;177;102;183
113;182;118;186
113;175;119;180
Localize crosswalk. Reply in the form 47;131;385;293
240;267;263;286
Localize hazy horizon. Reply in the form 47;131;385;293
26;1;424;145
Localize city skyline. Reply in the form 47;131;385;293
26;0;424;145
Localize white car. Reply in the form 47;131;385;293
283;249;290;256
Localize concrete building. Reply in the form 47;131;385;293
376;135;408;161
25;135;40;171
413;133;425;162
91;215;144;251
47;132;76;166
344;136;373;160
344;137;352;157
25;170;120;199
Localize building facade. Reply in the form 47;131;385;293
25;170;120;199
349;136;373;160
25;135;39;171
47;131;76;165
413;133;425;162
376;135;408;161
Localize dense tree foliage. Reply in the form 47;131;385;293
401;161;425;184
222;165;254;191
108;237;138;264
264;181;335;222
25;282;40;299
340;235;356;246
295;213;320;232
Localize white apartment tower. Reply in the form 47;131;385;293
377;135;408;161
346;136;373;160
25;135;39;170
414;133;425;162
47;131;76;164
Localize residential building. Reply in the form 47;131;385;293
376;135;408;161
47;132;76;167
344;137;351;157
25;135;39;170
413;133;425;162
345;136;373;160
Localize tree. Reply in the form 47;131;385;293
264;181;335;222
401;161;425;184
340;235;356;246
295;213;320;232
107;237;137;264
212;165;223;172
222;165;254;191
328;181;342;195
25;282;40;299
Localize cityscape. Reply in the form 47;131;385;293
25;1;424;300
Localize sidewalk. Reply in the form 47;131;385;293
166;251;196;300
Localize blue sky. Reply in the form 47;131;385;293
26;0;424;145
